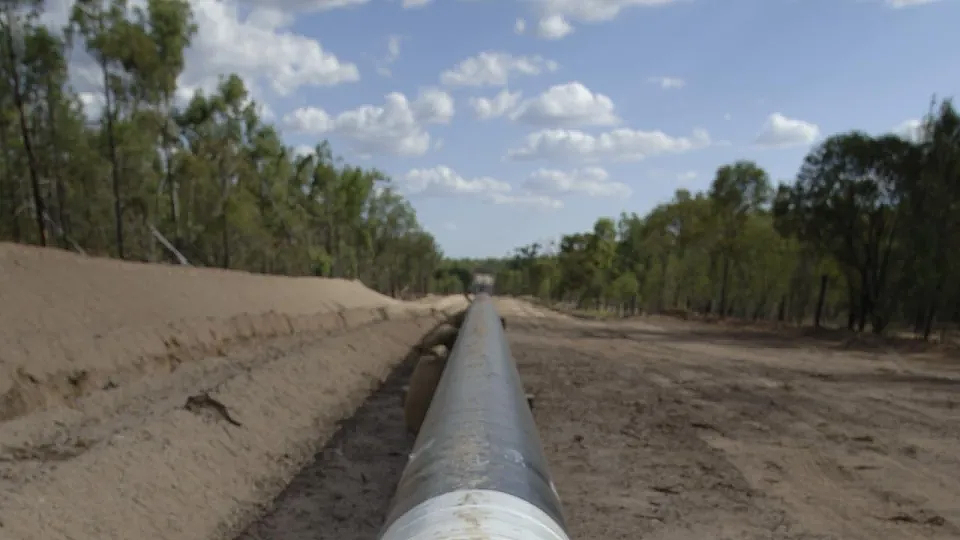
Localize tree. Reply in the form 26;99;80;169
708;161;771;317
471;95;959;340
0;0;445;299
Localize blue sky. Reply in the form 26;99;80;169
48;0;960;258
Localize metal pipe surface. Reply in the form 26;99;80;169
379;294;569;540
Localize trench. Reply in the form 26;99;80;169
234;357;417;540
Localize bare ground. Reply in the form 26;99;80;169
0;244;467;540
2;243;956;539
240;300;960;540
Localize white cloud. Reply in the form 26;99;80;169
375;36;402;77
755;113;820;148
283;89;454;156
537;14;574;39
292;144;315;158
284;107;335;132
77;91;105;120
402;0;433;8
440;51;559;87
402;166;563;209
387;35;402;61
42;0;360;110
515;18;527;34
508;82;619;127
534;0;681;21
183;2;359;96
530;0;680;39
676;170;698;182
525;167;631;197
886;0;940;7
413;88;456;124
404;166;511;195
244;0;371;11
470;89;523;119
648;76;685;89
894;118;923;141
723;113;732;121
507;127;712;162
245;7;296;29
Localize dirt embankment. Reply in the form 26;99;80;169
0;243;467;540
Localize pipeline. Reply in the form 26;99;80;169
379;293;570;540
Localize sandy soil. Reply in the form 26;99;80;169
0;243;467;540
3;242;957;539
240;301;960;540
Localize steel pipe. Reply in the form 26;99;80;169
379;293;570;540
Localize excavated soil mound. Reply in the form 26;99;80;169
0;243;466;540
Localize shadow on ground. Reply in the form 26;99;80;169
236;360;415;540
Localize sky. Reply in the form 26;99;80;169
40;0;960;258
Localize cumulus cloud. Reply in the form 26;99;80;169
186;2;359;95
525;167;631;197
507;127;712;162
537;14;574;39
755;113;820;148
440;51;559;87
470;89;523;119
402;0;433;8
508;82;619;127
283;89;454;156
413;88;456;124
515;18;527;34
648;76;685;89
43;0;359;106
401;166;563;209
528;0;680;39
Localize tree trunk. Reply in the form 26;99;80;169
923;301;937;342
913;304;925;334
101;58;124;258
46;82;69;247
0;120;21;241
752;295;767;321
922;280;945;341
814;274;828;329
718;256;730;319
5;19;46;245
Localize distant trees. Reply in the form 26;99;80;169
0;1;443;296
5;3;959;334
450;98;960;339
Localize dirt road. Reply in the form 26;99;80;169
240;307;960;540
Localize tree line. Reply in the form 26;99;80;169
0;0;444;297
449;98;960;339
5;2;958;334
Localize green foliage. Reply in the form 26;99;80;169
0;1;442;297
452;99;960;339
